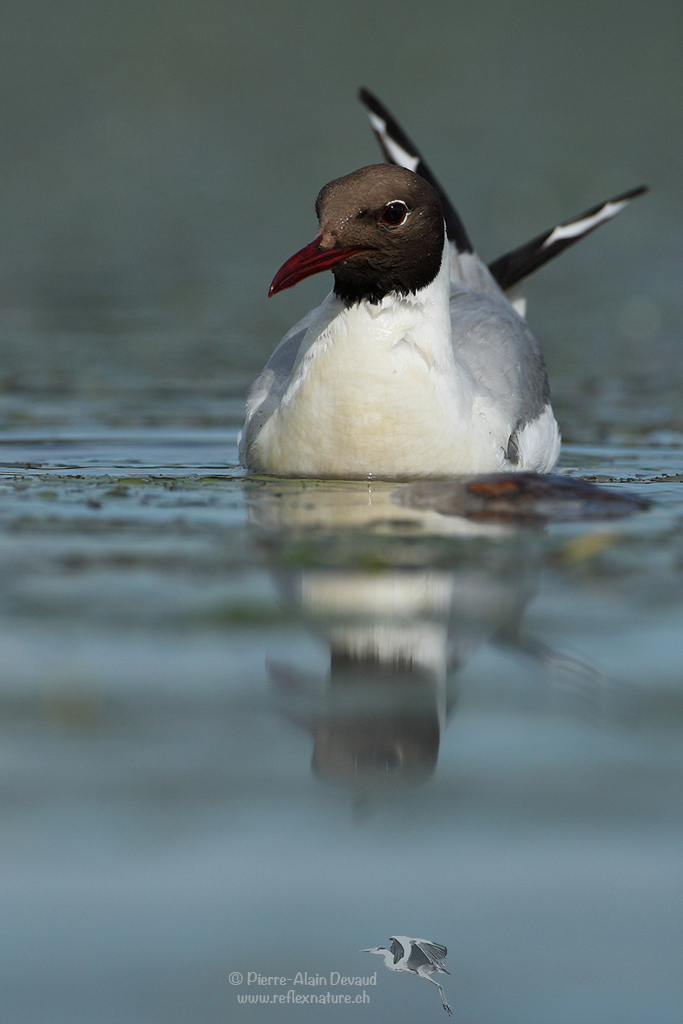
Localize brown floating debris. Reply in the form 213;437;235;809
396;473;650;524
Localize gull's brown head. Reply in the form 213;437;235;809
269;164;445;304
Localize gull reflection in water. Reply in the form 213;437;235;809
245;478;616;797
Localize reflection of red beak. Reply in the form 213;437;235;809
268;237;367;296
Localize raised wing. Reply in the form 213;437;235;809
359;87;473;254
390;937;405;964
415;939;449;971
488;185;648;291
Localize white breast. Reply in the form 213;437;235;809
242;244;534;479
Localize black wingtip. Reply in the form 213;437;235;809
560;183;649;225
358;86;379;111
613;184;649;201
489;184;650;292
358;86;423;164
358;87;396;124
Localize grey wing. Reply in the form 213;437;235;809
238;308;317;464
414;940;449;970
390;937;405;964
449;250;550;449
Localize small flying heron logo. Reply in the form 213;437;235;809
361;935;452;1015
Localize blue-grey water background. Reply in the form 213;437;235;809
1;2;682;1022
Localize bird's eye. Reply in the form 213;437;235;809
380;201;409;227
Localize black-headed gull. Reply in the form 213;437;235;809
239;91;645;480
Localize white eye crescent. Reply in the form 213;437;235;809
380;201;409;227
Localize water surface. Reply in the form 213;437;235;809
0;403;681;1023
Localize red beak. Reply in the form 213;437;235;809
268;237;367;296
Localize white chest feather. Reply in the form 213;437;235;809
248;250;514;479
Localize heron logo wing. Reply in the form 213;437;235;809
415;940;449;972
389;938;405;964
